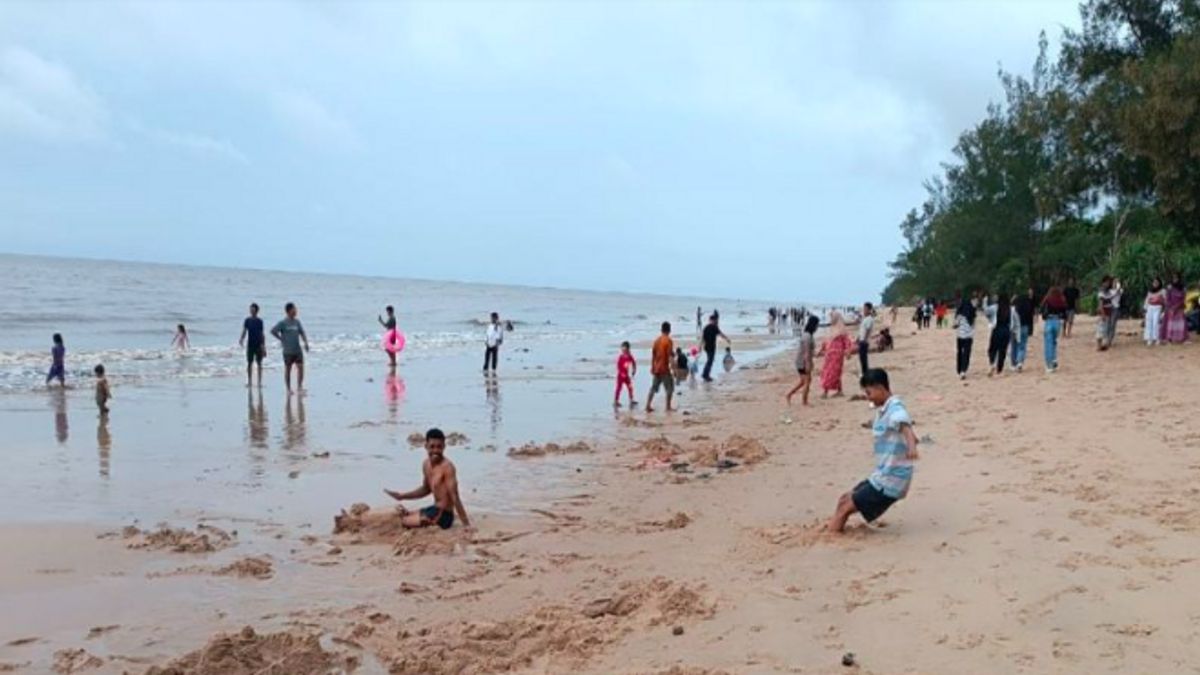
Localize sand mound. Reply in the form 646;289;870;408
333;503;404;543
636;436;684;459
215;556;274;579
52;649;102;673
639;513;692;533
331;503;468;554
508;441;592;458
144;626;348;675
721;434;769;464
120;524;235;554
357;578;713;674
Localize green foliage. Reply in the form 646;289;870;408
886;0;1200;309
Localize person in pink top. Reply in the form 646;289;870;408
614;341;638;407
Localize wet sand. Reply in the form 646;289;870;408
4;314;1200;673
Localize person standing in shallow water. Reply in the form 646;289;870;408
271;302;310;395
172;324;190;352
239;303;266;387
700;314;730;382
483;312;504;373
378;305;399;368
47;333;66;387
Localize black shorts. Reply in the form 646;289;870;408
420;506;454;529
851;479;897;522
796;367;808;375
246;345;264;364
283;352;304;366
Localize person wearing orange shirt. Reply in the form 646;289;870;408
645;321;675;413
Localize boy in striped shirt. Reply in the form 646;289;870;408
828;368;919;533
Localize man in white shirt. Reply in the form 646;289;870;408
856;302;876;375
484;312;504;373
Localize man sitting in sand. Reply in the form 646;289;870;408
828;368;918;533
385;428;470;530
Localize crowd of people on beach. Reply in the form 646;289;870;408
912;275;1197;380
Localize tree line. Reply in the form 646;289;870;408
883;0;1200;314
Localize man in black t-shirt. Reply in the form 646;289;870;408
701;314;730;382
1063;279;1080;337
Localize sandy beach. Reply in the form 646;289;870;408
4;312;1200;674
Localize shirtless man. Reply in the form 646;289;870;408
384;428;470;529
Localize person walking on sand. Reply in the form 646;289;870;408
1096;276;1122;351
614;341;637;407
1010;288;1035;371
378;305;399;367
47;333;66;387
1041;286;1068;373
385;428;470;530
954;295;976;379
483;312;504;373
856;302;876;374
818;311;853;398
172;324;190;352
987;294;1012;377
271;302;310;395
1064;278;1081;338
1144;278;1165;346
786;315;820;406
700;314;730;382
239;303;267;387
828;368;918;533
645;322;675;413
1164;274;1189;344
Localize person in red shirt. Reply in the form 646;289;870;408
614;341;637;407
645;322;675;413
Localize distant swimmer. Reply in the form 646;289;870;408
271;302;310;395
172;324;190;352
385;428;470;530
94;364;112;416
239;303;266;388
484;312;504;374
378;305;400;368
46;333;66;387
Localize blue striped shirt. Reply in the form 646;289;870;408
868;396;914;499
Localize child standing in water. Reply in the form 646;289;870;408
94;364;112;415
614;341;637;407
46;333;66;387
172;324;190;352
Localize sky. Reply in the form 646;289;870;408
0;0;1081;303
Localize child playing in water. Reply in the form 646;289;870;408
94;364;112;415
722;346;735;372
828;368;918;533
614;341;637;407
46;333;66;387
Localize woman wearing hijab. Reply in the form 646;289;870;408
817;311;853;397
1164;274;1189;344
954;295;976;379
1144;277;1165;346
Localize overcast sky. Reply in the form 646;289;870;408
0;1;1080;303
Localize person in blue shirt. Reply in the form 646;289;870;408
239;302;266;388
828;368;919;533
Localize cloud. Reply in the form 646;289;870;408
136;123;249;164
0;45;108;143
271;91;361;151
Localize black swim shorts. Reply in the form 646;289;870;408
420;505;454;529
851;479;897;523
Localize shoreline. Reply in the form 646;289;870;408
4;313;1200;673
